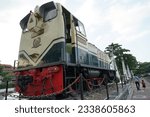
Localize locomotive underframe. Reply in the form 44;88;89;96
15;62;116;99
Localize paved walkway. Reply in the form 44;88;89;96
131;78;150;100
0;88;14;94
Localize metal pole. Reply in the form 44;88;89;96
114;71;119;95
116;80;119;95
19;93;21;100
13;60;19;70
5;80;9;100
13;60;16;70
106;84;109;99
121;75;124;89
105;75;109;100
80;74;84;100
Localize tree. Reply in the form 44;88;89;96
0;65;12;82
105;43;130;56
135;62;150;75
123;54;138;71
0;65;15;89
105;43;138;75
0;66;4;77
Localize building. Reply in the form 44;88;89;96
0;64;14;81
0;64;13;72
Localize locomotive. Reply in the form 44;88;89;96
14;1;116;98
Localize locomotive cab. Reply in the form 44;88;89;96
18;1;87;67
62;7;87;64
19;2;66;67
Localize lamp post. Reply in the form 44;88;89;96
4;80;9;100
13;60;19;69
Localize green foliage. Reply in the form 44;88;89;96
135;62;150;75
105;43;138;75
0;66;3;72
105;43;130;57
0;65;13;82
0;82;15;89
123;54;138;71
0;65;14;89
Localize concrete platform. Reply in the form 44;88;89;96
0;88;15;94
108;83;132;100
107;77;150;100
131;78;150;100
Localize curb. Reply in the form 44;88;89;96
114;84;133;100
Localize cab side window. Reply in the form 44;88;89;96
73;17;86;36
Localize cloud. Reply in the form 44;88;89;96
0;0;150;64
71;0;150;62
74;0;150;47
107;1;150;43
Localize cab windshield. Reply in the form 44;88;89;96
39;1;57;22
20;1;57;31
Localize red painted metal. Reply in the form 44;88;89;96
15;65;64;96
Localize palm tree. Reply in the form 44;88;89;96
105;43;137;75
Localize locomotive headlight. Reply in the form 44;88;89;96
52;66;60;73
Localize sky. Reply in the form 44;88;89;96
0;0;150;65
